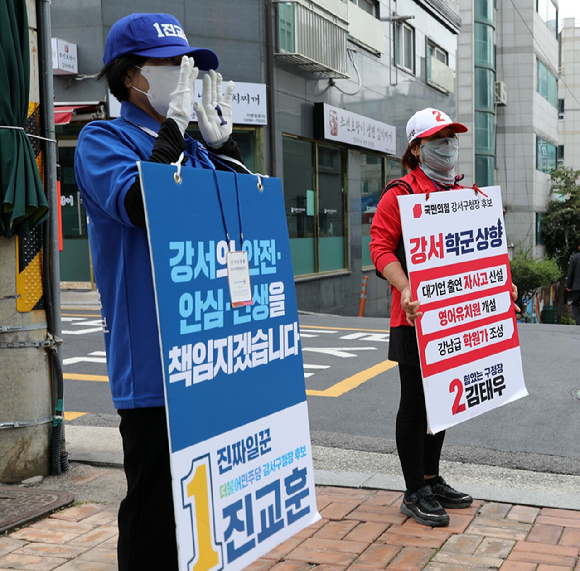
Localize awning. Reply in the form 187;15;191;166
54;104;100;125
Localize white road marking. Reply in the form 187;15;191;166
302;347;378;358
340;332;390;342
300;329;337;334
303;364;330;370
63;357;107;365
62;318;104;335
89;351;106;356
304;373;315;378
62;327;104;335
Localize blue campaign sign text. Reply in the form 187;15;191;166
139;164;306;453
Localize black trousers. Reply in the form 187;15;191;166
570;290;580;325
117;407;178;571
396;363;446;494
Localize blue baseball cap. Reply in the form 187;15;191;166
103;13;219;70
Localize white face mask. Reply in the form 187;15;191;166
132;65;181;117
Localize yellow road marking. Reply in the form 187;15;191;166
64;373;109;382
306;359;398;397
64;412;88;421
301;325;389;333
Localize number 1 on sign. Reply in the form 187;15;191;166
182;456;223;571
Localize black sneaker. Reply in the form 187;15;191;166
400;485;450;527
428;476;473;509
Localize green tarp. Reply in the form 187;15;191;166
0;0;48;238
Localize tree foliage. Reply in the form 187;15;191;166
541;166;580;272
509;250;561;308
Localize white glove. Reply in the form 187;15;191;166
194;70;235;149
167;56;198;136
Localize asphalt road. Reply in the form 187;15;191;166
61;304;580;476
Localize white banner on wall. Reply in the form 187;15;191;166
319;103;396;155
108;81;267;126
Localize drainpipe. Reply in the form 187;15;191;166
37;0;67;474
265;0;277;177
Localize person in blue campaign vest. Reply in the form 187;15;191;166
74;13;250;571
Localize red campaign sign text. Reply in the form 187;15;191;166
410;254;520;378
408;218;504;266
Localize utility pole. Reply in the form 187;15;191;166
0;0;62;483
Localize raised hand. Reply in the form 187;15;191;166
167;56;198;136
194;69;235;149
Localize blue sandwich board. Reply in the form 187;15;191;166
138;162;320;571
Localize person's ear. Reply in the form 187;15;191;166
411;143;421;159
124;68;137;88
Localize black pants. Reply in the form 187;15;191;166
570;290;580;325
117;407;178;571
396;363;446;494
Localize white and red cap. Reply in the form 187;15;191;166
406;108;468;144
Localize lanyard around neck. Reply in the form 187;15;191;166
213;171;245;249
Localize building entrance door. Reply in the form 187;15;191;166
58;146;91;284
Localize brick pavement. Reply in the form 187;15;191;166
1;486;580;570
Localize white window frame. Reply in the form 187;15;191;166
426;39;449;89
395;21;415;74
348;0;379;18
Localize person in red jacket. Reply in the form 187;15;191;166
371;108;510;528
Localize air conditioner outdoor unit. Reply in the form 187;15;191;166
494;81;507;106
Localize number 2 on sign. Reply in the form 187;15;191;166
449;379;466;415
183;456;223;571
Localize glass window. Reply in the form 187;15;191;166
360;156;403;267
536;0;558;37
361;153;382;268
557;145;564;166
350;0;378;17
283;137;315;275
537;59;558;107
475;155;495;187
475;112;495;153
278;2;295;53
395;22;414;73
361;155;403;267
536;212;546;246
474;23;494;68
318;144;346;272
59;147;88;238
282;136;346;276
536;136;557;173
474;0;494;24
475;67;495;111
558;98;565;120
427;40;448;88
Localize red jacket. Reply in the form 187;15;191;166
370;168;464;328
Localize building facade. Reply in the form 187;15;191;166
51;0;462;316
457;0;560;257
558;17;580;171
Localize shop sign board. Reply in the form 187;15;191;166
314;102;396;155
398;186;528;434
52;38;78;75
